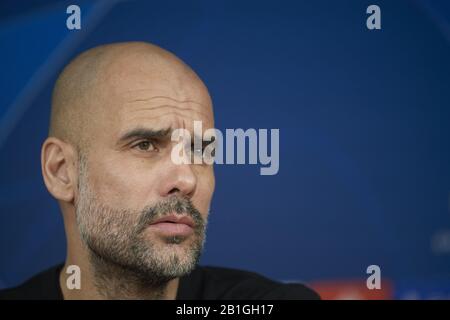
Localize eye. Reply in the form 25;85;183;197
134;140;156;152
191;143;205;157
192;144;203;154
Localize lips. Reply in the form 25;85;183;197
150;214;195;228
148;214;195;237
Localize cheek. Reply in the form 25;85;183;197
87;157;159;209
194;167;215;215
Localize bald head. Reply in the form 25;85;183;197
49;41;212;153
42;42;217;300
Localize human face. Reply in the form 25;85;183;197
75;63;215;283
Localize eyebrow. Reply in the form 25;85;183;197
117;127;172;144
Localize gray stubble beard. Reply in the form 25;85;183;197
74;155;207;299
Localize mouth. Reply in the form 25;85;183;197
147;214;195;237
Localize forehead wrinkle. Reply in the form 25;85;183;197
123;112;214;129
127;104;212;122
124;93;207;107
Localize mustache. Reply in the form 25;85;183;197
135;196;205;234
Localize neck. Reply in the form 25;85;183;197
60;250;179;300
59;218;179;299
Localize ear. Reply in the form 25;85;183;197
41;137;77;203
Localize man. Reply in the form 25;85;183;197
0;42;319;300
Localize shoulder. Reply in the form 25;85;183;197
0;265;63;300
178;265;320;300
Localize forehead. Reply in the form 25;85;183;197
121;89;213;129
94;70;214;142
86;50;213;132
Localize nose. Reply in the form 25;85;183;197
158;162;197;199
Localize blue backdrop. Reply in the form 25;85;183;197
1;0;450;299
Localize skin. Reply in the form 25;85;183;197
41;42;215;299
